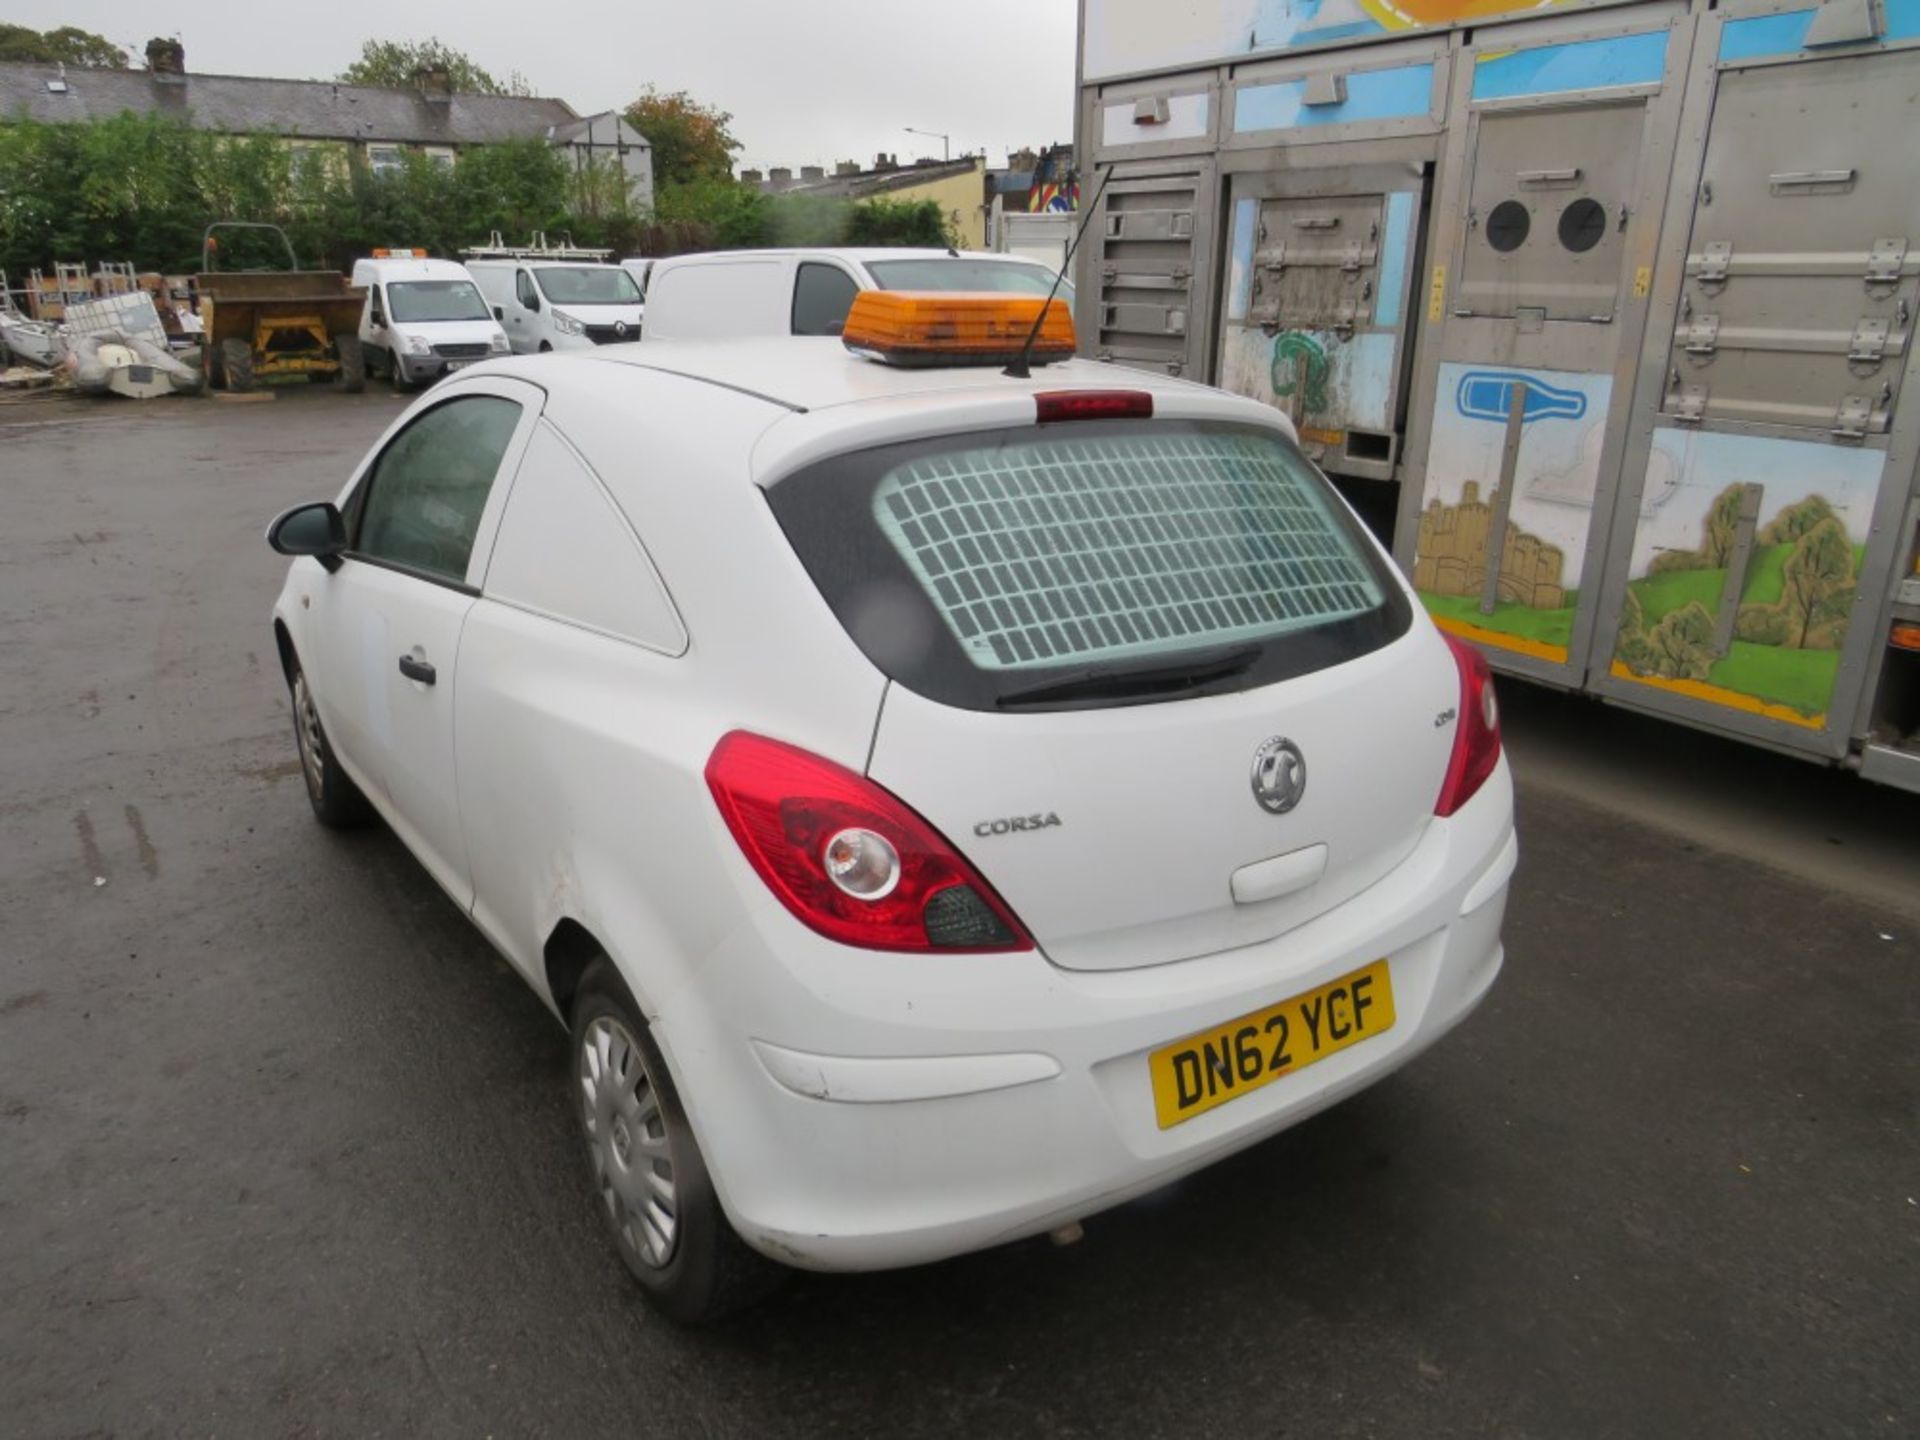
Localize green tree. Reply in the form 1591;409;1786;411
452;139;573;244
1778;517;1855;649
624;88;740;186
1759;494;1838;546
1734;603;1790;646
844;198;952;247
767;192;850;247
0;113;704;280
1647;547;1708;576
339;38;530;97
1701;482;1749;568
1646;600;1715;681
1648;482;1755;575
0;24;129;67
1615;587;1657;673
0;118;90;270
655;177;768;248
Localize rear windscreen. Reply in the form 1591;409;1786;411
767;420;1411;711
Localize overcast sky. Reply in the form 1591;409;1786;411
11;1;1079;170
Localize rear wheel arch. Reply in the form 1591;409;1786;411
545;917;612;1021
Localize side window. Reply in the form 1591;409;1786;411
791;263;861;336
515;269;537;308
483;423;687;654
355;396;522;584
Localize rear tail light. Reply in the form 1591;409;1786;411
705;731;1034;954
1435;634;1502;817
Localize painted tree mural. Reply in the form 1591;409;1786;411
1776;517;1855;649
1616;488;1861;688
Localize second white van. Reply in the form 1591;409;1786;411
640;248;1074;343
350;253;509;391
466;259;645;355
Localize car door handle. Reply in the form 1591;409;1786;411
397;654;436;685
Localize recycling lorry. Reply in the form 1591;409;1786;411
1072;0;1920;789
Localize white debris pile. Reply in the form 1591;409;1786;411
68;329;201;399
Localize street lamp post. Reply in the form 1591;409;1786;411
903;127;951;162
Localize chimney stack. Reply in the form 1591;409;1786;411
413;64;453;102
145;37;185;77
873;152;898;171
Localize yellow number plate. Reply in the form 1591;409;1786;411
1148;959;1396;1129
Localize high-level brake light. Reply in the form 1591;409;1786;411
1034;390;1153;422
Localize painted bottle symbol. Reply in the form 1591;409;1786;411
1455;370;1588;425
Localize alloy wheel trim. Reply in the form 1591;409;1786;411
579;1013;679;1269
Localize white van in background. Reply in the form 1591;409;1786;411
640;249;1075;343
465;257;644;354
350;252;508;391
619;257;654;302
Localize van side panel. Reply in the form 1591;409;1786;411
644;260;791;341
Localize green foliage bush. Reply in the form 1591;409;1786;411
2;115;964;277
1758;494;1838;546
844;198;952;247
1733;603;1791;646
1647;548;1708;576
0;115;647;276
1645;600;1716;681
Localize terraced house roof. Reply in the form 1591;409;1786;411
0;62;582;146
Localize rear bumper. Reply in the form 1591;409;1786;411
651;760;1515;1273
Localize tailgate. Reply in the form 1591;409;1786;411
867;633;1457;971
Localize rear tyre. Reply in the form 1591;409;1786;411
571;960;781;1322
336;334;365;394
221;338;254;393
538;341;553;353
289;661;372;828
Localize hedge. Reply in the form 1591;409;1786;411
0;112;956;278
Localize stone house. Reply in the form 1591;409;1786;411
0;39;652;210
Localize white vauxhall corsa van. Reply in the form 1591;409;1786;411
466;258;645;355
351;253;509;391
264;290;1514;1322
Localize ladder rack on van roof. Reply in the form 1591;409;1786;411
460;231;613;263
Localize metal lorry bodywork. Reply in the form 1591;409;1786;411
1073;0;1920;790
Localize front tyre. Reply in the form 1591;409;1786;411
571;960;779;1322
221;337;254;393
289;662;372;827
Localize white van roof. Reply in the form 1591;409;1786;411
352;256;477;283
465;257;619;270
652;248;1027;267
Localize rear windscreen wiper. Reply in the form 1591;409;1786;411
994;643;1262;709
